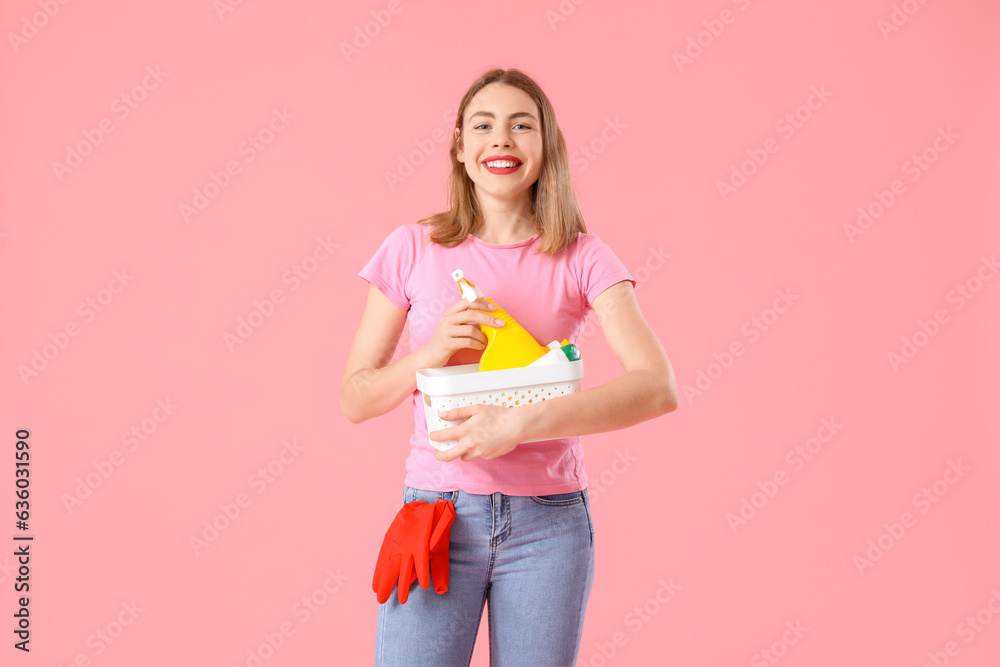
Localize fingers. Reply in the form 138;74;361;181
429;501;455;549
446;296;495;314
412;543;431;592
421;299;499;367
374;503;455;604
439;404;485;420
456;323;487;347
447;298;501;328
430;550;450;595
451;312;501;335
413;503;435;591
434;445;462;463
429;502;454;594
374;552;401;604
439;445;479;463
397;551;414;604
429;425;460;445
473;297;497;314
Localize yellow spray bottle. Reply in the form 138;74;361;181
452;269;553;372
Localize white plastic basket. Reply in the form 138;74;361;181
416;360;584;451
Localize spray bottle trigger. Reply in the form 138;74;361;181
452;269;483;302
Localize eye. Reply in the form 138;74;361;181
472;122;533;131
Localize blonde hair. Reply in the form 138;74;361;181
418;68;586;255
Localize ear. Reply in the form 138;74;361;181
454;128;464;163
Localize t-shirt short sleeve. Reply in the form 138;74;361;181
358;225;415;311
577;234;635;311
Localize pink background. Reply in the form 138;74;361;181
2;0;999;665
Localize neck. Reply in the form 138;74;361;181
474;191;536;245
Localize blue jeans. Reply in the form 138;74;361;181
375;486;596;667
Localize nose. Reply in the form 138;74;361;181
492;127;512;148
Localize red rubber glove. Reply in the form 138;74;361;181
373;499;455;604
428;500;455;595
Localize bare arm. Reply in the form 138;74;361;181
340;284;422;424
341;283;502;424
432;280;677;460
518;280;678;440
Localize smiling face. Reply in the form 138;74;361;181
455;83;544;208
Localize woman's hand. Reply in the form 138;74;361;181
430;404;527;463
417;297;504;369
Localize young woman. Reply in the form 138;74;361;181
342;67;677;667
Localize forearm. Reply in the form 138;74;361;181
519;368;677;441
341;348;428;424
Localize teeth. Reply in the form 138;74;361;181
485;160;520;168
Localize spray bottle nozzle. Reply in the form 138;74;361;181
452;269;483;302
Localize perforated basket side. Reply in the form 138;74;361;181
422;378;582;451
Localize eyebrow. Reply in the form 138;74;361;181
468;110;538;123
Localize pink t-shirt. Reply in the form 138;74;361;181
358;222;634;496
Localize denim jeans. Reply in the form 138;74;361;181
374;486;596;667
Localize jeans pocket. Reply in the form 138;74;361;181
529;490;585;506
403;486;460;507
